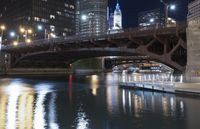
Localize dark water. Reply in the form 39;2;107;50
0;73;200;129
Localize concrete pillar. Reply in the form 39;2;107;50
186;19;200;82
0;52;11;75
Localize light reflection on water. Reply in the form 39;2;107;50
0;73;199;129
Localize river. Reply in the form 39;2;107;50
0;73;200;129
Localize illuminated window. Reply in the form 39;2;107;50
56;11;62;15
50;25;55;31
50;15;55;19
34;17;40;21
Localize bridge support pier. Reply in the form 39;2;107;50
186;20;200;82
0;52;11;75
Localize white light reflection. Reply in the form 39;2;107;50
76;107;90;129
17;93;34;129
134;94;142;118
180;101;184;116
6;93;19;129
162;97;169;116
49;93;59;129
106;73;119;115
170;97;176;116
5;81;33;129
33;84;51;129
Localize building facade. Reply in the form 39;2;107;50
76;0;107;36
113;1;122;30
187;0;200;21
186;0;200;82
138;8;165;28
0;0;75;41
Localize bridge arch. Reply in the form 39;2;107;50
13;47;185;72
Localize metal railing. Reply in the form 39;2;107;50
2;23;186;51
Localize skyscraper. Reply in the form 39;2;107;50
0;0;75;40
187;0;200;21
76;0;108;36
113;1;122;30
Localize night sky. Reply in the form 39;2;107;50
109;0;193;28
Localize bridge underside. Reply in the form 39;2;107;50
4;26;186;72
11;48;141;68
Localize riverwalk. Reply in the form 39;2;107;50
119;81;200;95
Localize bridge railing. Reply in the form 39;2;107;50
2;22;186;51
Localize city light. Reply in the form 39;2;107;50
81;15;87;21
28;29;32;34
170;5;176;10
20;28;25;33
150;18;155;23
37;25;43;30
10;31;16;37
13;41;18;46
26;39;32;43
50;33;56;38
0;25;6;30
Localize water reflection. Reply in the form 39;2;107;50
90;75;99;96
48;93;59;129
75;106;90;129
117;89;185;118
0;74;200;129
33;90;48;129
106;73;120;115
69;74;73;103
0;80;59;129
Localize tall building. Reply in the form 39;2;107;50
138;8;165;28
186;0;200;82
108;12;114;30
76;0;108;36
113;1;122;30
0;0;75;40
187;0;200;21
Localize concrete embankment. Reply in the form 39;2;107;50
3;68;68;75
120;81;200;95
1;68;110;76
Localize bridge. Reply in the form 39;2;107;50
1;23;187;74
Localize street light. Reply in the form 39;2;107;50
13;41;18;46
37;25;49;39
150;18;155;23
170;5;176;10
26;38;31;43
160;0;176;26
20;27;32;41
37;25;43;30
0;25;5;32
0;25;6;41
10;31;19;43
10;31;16;37
0;25;6;50
27;29;32;34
